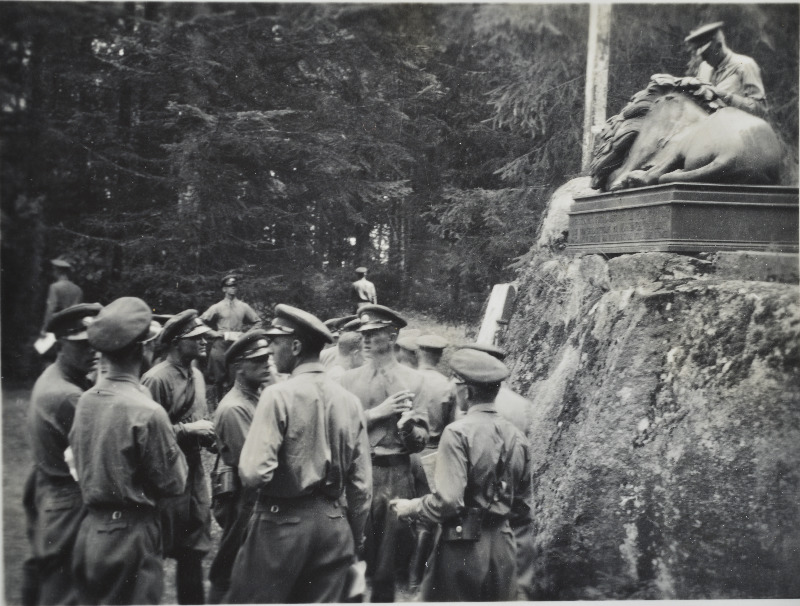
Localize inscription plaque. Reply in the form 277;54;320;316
566;183;799;254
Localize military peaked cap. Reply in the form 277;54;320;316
324;315;358;333
48;302;104;340
50;256;73;269
685;21;724;44
449;349;509;384
159;309;212;345
459;342;506;361
88;297;152;353
396;336;419;352
356;304;407;331
264;304;333;344
355;266;368;274
341;318;362;332
225;329;271;368
221;274;238;287
417;334;448;350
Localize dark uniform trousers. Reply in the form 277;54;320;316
226;494;354;603
207;487;256;604
25;471;84;605
367;456;417;603
158;447;210;604
421;516;517;602
72;507;163;605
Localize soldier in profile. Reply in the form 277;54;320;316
685;21;767;118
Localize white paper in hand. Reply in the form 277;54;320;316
34;333;56;355
346;560;367;599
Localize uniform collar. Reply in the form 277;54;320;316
291;362;325;377
466;403;498;415
233;380;261;402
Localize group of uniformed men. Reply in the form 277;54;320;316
24;267;535;605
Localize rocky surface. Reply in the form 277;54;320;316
501;195;800;598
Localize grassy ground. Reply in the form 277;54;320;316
2;313;474;604
1;383;221;605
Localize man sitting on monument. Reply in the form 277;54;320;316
685;21;767;118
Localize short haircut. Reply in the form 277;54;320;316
338;332;362;356
469;382;502;403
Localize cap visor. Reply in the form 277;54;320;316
356;322;394;332
182;325;212;338
243;347;271;359
64;331;89;341
263;326;294;336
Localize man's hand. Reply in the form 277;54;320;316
390;497;421;520
182;419;215;439
368;391;414;422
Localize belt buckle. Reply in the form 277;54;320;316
112;510;122;520
270;505;279;513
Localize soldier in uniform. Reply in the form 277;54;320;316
24;303;102;605
392;349;532;602
40;257;84;339
338;304;430;602
395;336;419;369
141;310;216;604
227;304;372;603
351;267;377;311
408;334;457;590
321;315;357;368
207;330;273;603
460;342;536;599
69;297;188;605
201;275;262;407
685;21;768;118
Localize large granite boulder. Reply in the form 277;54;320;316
501;249;800;599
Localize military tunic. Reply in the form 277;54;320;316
208;382;259;603
494;385;536;599
227;363;372;603
141;360;212;558
702;50;767;117
339;360;429;602
25;360;90;605
418;403;532;602
69;372;187;605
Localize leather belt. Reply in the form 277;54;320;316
371;453;410;467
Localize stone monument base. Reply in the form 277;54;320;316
567;183;799;254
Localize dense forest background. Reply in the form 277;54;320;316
2;3;797;380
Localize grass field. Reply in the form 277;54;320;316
2;311;475;603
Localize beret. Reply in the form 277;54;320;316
50;256;73;269
88;297;152;353
221;274;238;287
225;329;271;368
356;304;407;332
48;303;103;340
159;309;212;345
355;267;368;274
459;342;506;361
449;349;509;384
417;334;448;350
685;21;724;44
396;336;419;352
264;304;333;344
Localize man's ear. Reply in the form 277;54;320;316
291;338;303;357
388;329;399;345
